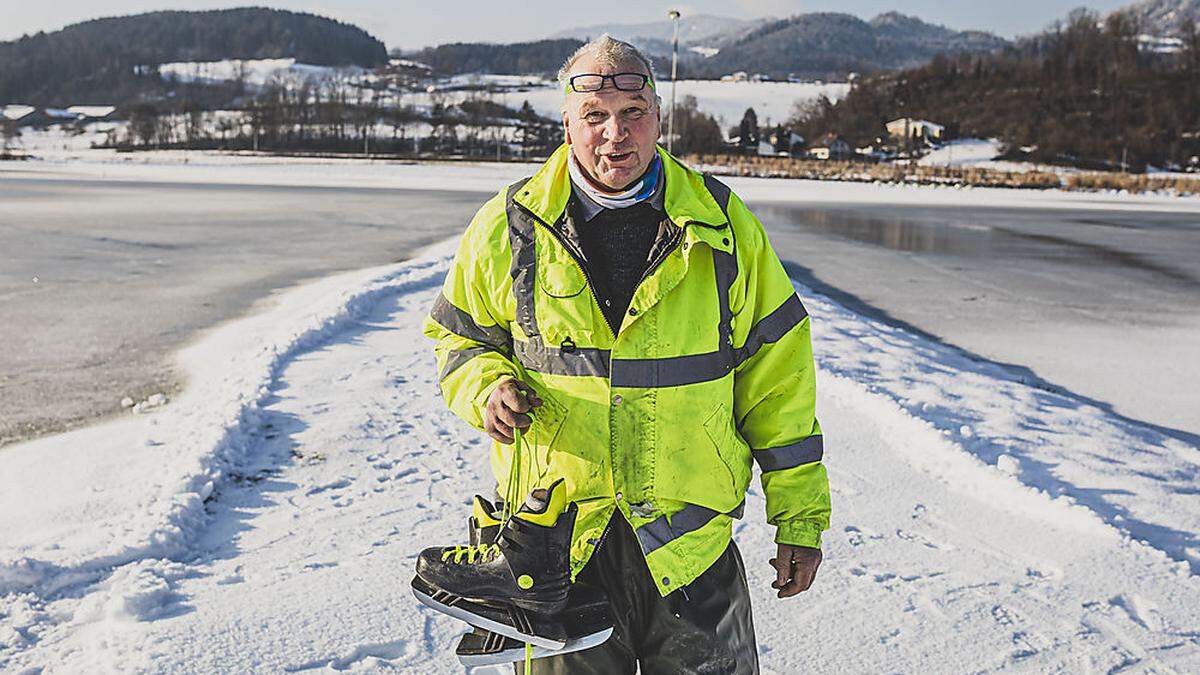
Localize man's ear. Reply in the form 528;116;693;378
561;112;571;145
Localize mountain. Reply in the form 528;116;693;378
547;14;773;58
1121;0;1200;35
0;8;387;106
692;12;1009;80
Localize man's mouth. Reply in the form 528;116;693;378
605;151;634;163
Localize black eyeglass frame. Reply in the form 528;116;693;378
565;72;656;93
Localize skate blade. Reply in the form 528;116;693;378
411;586;567;650
456;626;614;666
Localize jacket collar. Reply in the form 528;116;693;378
514;142;730;233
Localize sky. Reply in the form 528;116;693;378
1;0;1137;49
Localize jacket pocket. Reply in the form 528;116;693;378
703;402;752;498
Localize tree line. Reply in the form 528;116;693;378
106;75;561;159
789;9;1200;171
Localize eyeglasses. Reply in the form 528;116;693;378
565;72;655;93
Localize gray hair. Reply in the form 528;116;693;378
557;34;661;115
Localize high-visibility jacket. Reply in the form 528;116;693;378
423;141;829;596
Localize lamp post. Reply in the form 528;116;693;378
667;10;680;153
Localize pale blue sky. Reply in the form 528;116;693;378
2;1;1134;49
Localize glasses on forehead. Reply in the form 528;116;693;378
565;72;655;93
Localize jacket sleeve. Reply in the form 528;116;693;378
421;190;523;431
727;192;831;549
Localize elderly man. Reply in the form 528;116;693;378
423;35;829;673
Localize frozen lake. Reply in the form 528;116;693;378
0;175;490;445
753;202;1200;436
2;164;1198;447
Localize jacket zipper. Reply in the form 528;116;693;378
517;202;617;342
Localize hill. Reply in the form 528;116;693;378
692;12;1008;80
1123;0;1200;35
791;8;1200;171
404;39;583;77
0;7;387;106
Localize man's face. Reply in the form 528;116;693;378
561;56;661;191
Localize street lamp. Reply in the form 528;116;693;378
667;10;680;154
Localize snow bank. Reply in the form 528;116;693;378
0;240;459;597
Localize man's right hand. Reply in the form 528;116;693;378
483;378;542;444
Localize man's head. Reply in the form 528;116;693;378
558;35;662;192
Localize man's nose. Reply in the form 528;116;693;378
603;115;627;142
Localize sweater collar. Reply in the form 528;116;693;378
569;154;665;222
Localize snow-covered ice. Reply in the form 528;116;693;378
2;236;1198;672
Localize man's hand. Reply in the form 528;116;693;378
770;544;822;598
483;378;542;444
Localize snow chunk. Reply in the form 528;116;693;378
996;454;1022;477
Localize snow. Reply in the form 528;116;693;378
1;105;35;121
65;105;116;119
412;79;850;129
155;58;353;87
2;222;1198;671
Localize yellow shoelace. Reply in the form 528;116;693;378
439;542;500;564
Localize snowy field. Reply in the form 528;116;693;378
413;79;852;130
2;234;1199;673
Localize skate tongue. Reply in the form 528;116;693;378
524;489;549;513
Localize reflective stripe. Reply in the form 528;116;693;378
753;435;824;472
514;337;610;377
610;350;729;388
439;345;495;382
430;294;512;353
702;173;732;219
635;500;746;555
506;178;538;339
734;294;808;366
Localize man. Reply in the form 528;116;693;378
423;35;829;673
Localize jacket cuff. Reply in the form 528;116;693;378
473;375;514;412
774;519;823;548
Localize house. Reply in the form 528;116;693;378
1;105;36;123
66;105;117;120
886;117;945;144
808;134;852;161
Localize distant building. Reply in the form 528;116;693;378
721;71;749;82
1;105;36;123
886;118;945;144
66;105;117;120
808;134;852;161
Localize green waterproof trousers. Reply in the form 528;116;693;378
518;512;759;674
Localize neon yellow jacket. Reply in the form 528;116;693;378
423;142;829;595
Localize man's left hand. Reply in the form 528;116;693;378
769;544;822;598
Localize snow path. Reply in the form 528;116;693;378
3;244;1199;673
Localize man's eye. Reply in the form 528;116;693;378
585;112;605;122
625;109;645;119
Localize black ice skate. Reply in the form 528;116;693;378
411;478;578;649
454;581;614;666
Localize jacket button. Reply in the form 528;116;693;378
662;576;671;586
628;308;638;316
616;492;624;501
612;394;623;405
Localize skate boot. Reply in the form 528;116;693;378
411;478;577;648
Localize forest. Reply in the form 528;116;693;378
789;9;1200;171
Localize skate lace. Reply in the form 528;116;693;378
440;542;501;564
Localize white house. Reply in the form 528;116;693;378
886;117;945;143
